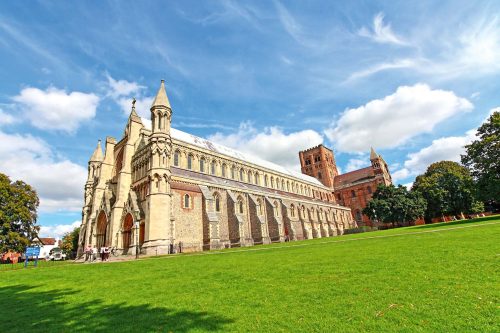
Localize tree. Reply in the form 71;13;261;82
0;173;40;253
363;184;426;226
61;226;80;257
461;111;500;204
412;161;481;221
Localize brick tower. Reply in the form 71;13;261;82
299;144;339;188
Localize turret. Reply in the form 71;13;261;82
370;147;392;184
150;79;172;137
370;147;380;170
143;80;174;255
87;140;103;183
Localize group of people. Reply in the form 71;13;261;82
84;246;112;262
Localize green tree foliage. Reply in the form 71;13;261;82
412;161;481;220
0;173;40;253
363;185;426;226
461;111;500;203
61;227;80;255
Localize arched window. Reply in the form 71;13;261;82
173;150;180;167
318;171;322;179
214;193;221;212
290;204;295;217
271;177;275;188
187;154;193;170
199;157;205;173
351;190;356;198
287;181;290;192
300;185;303;194
222;164;227;177
276;178;280;190
237;196;244;214
211;160;216;175
274;201;279;217
248;170;253;184
281;180;285;190
254;173;259;185
301;206;306;219
264;175;268;187
239;169;244;182
158;114;162;130
367;186;372;194
183;194;191;208
231;166;236;179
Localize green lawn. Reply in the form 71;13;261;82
1;216;499;332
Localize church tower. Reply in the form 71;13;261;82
370;147;392;185
299;144;338;188
143;80;174;255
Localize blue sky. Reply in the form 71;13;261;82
0;0;498;238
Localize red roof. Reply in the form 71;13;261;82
38;237;56;245
334;167;374;187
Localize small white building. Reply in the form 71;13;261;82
32;237;59;259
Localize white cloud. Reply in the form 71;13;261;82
106;74;145;99
0;109;16;126
208;122;323;171
105;74;153;118
358;12;407;45
325;84;473;153
39;220;80;239
345;158;369;173
13;87;99;133
392;130;477;182
0;130;86;212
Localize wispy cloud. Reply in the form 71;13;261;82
358;12;407;45
174;122;235;130
180;0;263;31
346;58;418;82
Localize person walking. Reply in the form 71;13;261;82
104;246;110;262
100;246;105;261
84;246;91;262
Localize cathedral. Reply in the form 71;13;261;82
78;81;357;255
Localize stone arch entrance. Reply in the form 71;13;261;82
122;213;133;254
96;211;108;249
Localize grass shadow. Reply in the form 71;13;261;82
0;285;233;333
414;215;499;230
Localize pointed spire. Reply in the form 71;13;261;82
128;98;142;124
151;79;171;109
370;147;379;160
90;140;103;162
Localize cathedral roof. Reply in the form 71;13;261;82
334;167;374;187
151;80;171;109
140;117;325;187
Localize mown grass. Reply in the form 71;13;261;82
1;216;498;332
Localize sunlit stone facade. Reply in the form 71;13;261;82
78;81;355;256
